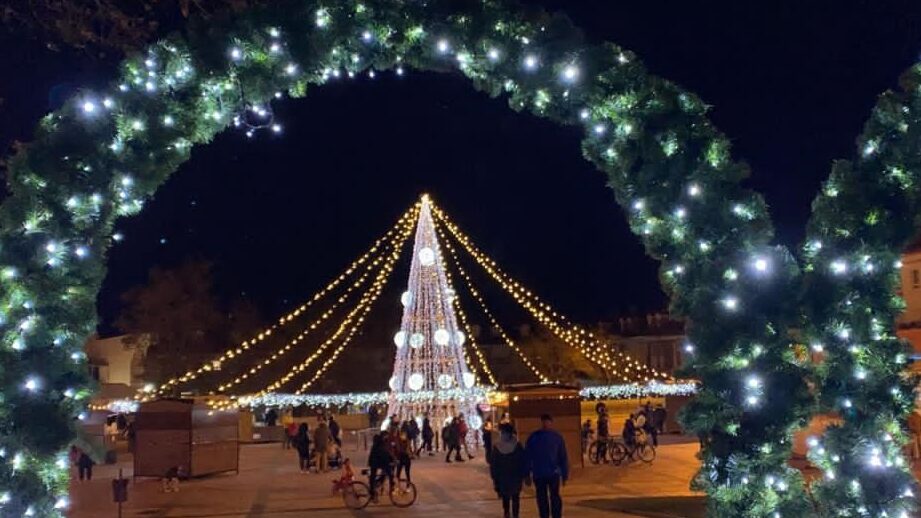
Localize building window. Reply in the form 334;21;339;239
914;269;920;289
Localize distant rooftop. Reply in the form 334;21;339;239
907;235;921;254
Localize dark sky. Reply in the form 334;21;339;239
3;1;921;335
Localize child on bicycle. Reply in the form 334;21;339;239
331;458;354;495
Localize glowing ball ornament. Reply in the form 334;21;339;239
445;288;456;302
401;291;412;307
462;372;476;388
389;376;400;391
393;331;406;348
418;247;436;266
455;331;466;346
408;373;424;391
437;374;453;389
410;333;425;349
434;328;450;346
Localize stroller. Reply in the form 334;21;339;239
309;443;343;471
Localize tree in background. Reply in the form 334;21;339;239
116;259;263;384
0;0;262;57
517;325;584;384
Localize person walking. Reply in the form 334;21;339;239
394;429;412;482
76;448;95;481
525;414;568;518
406;418;420;456
482;418;495;463
489;424;528;518
596;411;609;462
295;423;311;472
314;418;331;473
328;415;342;448
420;415;435;456
457;413;475;460
444;419;462;463
367;434;394;502
285;420;298;450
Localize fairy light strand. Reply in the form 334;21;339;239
431;203;666;381
436;220;548;382
154;206;417;394
260;207;417;394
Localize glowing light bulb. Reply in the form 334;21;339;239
688;184;701;197
285;63;298;75
524;54;538;70
230;47;242;60
831;260;847;275
437;39;450;53
434;329;451;346
24;377;39;392
82;101;96;114
562;64;579;82
754;258;768;272
488;48;500;61
722;296;739;311
271;124;282;134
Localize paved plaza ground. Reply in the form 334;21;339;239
70;436;704;518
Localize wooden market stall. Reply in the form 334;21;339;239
506;383;582;469
133;399;239;478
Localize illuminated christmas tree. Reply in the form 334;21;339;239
386;195;481;430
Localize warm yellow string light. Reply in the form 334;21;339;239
436;221;548;383
261;207;417;394
154;206;417;394
439;235;498;386
431;202;667;381
214;254;384;393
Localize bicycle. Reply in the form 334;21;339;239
609;435;656;465
587;437;616;464
341;466;417;509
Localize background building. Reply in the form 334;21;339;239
84;334;151;400
898;239;921;353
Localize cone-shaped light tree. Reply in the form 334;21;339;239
386;196;482;430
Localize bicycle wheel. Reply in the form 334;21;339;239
343;481;372;510
637;444;656;463
389;478;417;507
588;442;602;464
609;442;628;465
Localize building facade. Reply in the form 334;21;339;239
84;334;151;399
898;240;921;353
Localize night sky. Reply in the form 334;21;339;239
3;1;921;335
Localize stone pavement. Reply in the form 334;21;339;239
69;438;703;518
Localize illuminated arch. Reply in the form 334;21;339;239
3;1;916;516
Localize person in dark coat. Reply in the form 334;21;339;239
443;419;463;462
328;415;342;447
294;423;311;472
482;418;494;464
76;449;95;481
265;408;278;427
419;415;435;456
367;433;394;501
489;424;528;518
525;414;569;518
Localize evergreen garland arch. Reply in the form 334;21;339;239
0;0;915;516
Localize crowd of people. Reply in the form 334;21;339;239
583;400;667;456
282;414;343;473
